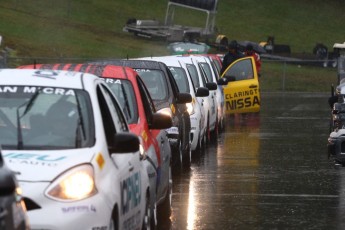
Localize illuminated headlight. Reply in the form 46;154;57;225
15;186;23;202
186;102;195;115
138;136;146;160
46;164;97;201
157;107;173;118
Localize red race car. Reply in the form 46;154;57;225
18;63;174;225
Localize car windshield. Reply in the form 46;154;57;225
136;69;168;101
103;78;138;124
168;66;190;93
0;86;93;150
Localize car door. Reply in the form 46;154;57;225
137;76;171;200
98;84;144;226
185;61;209;139
197;61;217;132
221;56;260;114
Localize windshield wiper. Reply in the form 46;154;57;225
16;90;40;150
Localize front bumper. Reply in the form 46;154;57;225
21;182;113;230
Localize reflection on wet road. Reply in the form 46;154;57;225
158;92;345;230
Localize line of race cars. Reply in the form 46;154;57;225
0;53;260;229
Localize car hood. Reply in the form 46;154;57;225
2;149;95;181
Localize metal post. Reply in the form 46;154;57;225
282;61;286;91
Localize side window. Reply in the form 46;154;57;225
137;76;156;125
186;64;200;88
97;84;128;141
97;85;116;144
210;60;220;80
197;63;208;85
223;59;254;81
200;62;213;83
165;66;180;97
101;84;128;132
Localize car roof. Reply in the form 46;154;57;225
18;63;138;80
0;68;98;89
140;56;187;68
89;59;165;71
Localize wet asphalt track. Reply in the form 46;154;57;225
157;92;345;230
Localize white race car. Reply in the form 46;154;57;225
0;69;152;230
173;55;219;145
140;56;210;153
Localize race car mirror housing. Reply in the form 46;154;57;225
195;87;209;97
177;92;192;104
217;78;228;86
109;132;140;153
150;112;173;130
0;167;16;196
223;75;236;83
206;82;217;91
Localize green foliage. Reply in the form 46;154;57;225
0;0;342;91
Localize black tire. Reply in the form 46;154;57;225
171;138;183;168
210;117;218;144
157;167;172;220
109;207;119;230
205;115;211;146
182;143;191;168
142;193;154;230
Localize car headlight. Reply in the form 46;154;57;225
138;136;146;160
46;164;97;201
186;102;195;115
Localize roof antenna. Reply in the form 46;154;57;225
34;59;36;69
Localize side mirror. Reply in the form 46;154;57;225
224;75;236;82
177;92;192;104
195;87;209;97
150;113;173;129
0;167;16;196
206;82;217;91
217;78;228;86
110;132;140;153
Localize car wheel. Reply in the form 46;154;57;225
205;116;211;145
182;141;191;168
142;193;154;230
210;117;218;144
157;167;172;220
109;207;119;230
171;138;183;167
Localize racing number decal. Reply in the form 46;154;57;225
121;171;142;230
121;171;141;214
